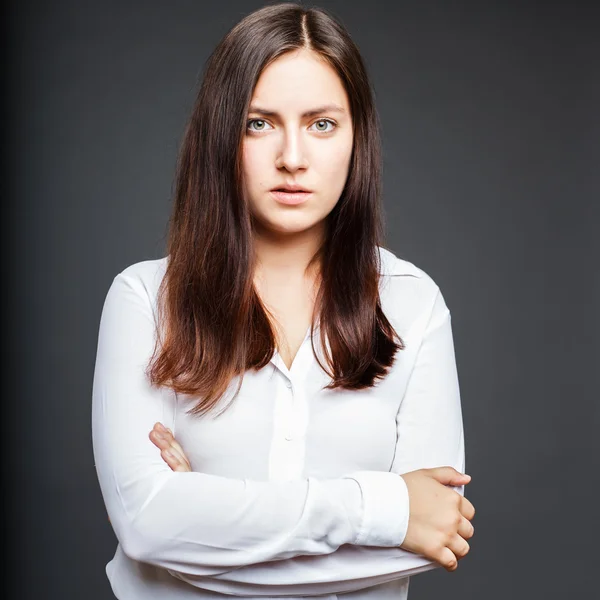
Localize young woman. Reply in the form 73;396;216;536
92;3;475;599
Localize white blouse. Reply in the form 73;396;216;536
92;245;466;600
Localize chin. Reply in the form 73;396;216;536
258;215;323;236
270;221;316;235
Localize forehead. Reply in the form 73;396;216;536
250;49;349;113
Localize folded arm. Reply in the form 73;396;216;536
140;281;466;596
92;271;412;585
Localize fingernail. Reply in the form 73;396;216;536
157;423;167;432
165;450;174;459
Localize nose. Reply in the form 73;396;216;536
275;129;309;172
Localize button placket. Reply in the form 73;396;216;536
267;328;315;481
268;374;306;480
284;377;295;440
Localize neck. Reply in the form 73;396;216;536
252;221;325;284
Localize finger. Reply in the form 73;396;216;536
152;428;191;470
437;547;459;572
149;428;192;471
458;515;475;540
161;449;188;473
153;422;175;441
447;533;470;562
429;466;472;487
166;444;190;469
169;438;189;465
149;430;170;450
459;496;476;520
150;431;186;465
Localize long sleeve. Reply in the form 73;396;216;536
389;286;465;480
143;283;466;597
91;271;410;581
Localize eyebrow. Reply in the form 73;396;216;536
247;103;346;118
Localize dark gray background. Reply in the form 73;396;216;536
5;1;598;598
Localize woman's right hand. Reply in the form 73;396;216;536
400;467;475;572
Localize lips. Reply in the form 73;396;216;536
270;189;312;205
271;184;312;193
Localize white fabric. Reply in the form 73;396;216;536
92;246;466;599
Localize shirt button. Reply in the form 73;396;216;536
285;380;292;389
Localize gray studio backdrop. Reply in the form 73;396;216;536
6;1;598;599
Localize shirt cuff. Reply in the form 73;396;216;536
346;471;410;547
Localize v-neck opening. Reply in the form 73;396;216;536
272;322;318;375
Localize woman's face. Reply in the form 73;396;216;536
242;48;354;238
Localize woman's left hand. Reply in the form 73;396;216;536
148;422;192;472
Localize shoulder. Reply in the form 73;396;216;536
377;245;426;279
376;245;448;336
377;245;439;293
112;256;169;306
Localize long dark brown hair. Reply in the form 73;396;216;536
147;2;405;417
